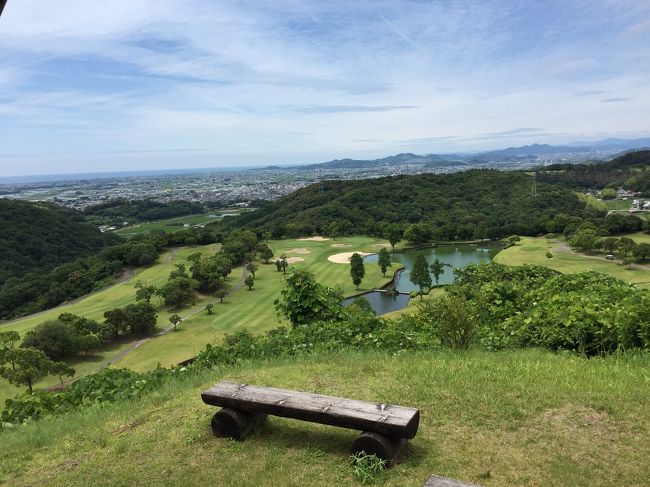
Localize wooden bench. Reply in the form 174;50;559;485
201;381;420;464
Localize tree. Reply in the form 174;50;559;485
0;331;21;371
134;280;157;303
570;227;599;254
244;274;255;290
386;224;402;251
430;258;445;286
169;314;182;331
600;237;619;253
215;288;228;303
601;188;616;200
410;253;432;299
350;253;365;289
50;361;75;386
377;247;392;277
160;276;198;309
78;334;100;356
634;243;650;262
205;303;214;315
21;319;81;359
246;261;259;278
0;348;55;393
274;269;344;327
259;245;274;264
617;237;637;258
123;302;158;335
326;222;340;240
404;223;433;244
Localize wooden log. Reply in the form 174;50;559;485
423;475;482;487
201;381;420;439
210;408;267;441
351;431;406;466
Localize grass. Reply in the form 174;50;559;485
603;199;633;211
117;236;392;372
1;237;392;401
115;212;224;237
0;244;220;404
494;236;650;287
1;349;648;486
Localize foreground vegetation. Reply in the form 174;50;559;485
1;349;648;486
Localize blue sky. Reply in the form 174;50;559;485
1;0;649;175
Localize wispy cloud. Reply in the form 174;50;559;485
0;0;649;175
291;105;419;114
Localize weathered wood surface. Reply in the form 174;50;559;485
351;431;407;465
201;381;420;439
423;475;482;487
211;408;267;441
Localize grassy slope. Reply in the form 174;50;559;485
1;349;648;487
494;237;650;287
1;237;391;401
117;236;391;372
0;245;220;404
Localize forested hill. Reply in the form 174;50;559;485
216;169;595;240
0;200;118;285
536;150;650;191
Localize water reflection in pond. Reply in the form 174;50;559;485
342;291;410;315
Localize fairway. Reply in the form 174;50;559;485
0;244;220;404
115;212;223;237
118;236;392;371
1;237;392;402
494;236;650;286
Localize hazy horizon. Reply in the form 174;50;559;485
1;1;649;176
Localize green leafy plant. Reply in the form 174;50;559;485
351;452;386;484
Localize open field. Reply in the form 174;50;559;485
1;349;648;487
494;236;650;287
1;237;390;402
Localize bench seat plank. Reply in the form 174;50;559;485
201;381;420;439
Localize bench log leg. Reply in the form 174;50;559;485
210;408;267;441
351;431;407;467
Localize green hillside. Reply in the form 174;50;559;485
216;169;593;240
1;350;648;486
0;200;117;285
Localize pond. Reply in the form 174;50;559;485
342;291;411;315
365;243;501;293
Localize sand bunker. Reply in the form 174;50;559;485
331;243;351;248
285;257;304;264
299;236;330;241
285;247;311;254
328;251;372;264
372;243;390;248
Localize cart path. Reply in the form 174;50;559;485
96;267;249;370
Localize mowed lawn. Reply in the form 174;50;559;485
118;236;392;372
2;350;649;487
0;244;220;404
494;236;650;287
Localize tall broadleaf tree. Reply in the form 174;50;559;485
410;253;432;299
430;258;445;287
350;253;366;290
378;247;392;277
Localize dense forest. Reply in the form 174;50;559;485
536;150;650;192
83;199;205;226
215;169;598;240
0;200;118;286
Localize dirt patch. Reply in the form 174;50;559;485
285;247;311;254
331;243;351;248
327;251;372;264
285;257;305;264
299;236;330;241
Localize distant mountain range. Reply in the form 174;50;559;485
292;137;650;170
